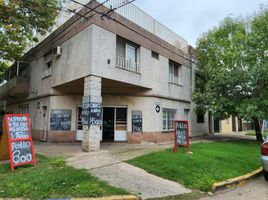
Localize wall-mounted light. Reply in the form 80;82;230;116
37;102;40;110
30;90;38;95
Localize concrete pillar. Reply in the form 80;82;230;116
82;75;102;152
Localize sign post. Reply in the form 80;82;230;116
173;120;190;153
5;114;36;171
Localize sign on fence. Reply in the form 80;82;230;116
173;120;190;153
5;114;36;171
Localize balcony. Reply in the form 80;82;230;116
116;55;140;73
0;76;30;100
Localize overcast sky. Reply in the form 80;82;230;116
133;0;267;46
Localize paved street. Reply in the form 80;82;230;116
201;177;268;200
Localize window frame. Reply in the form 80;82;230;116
162;109;176;131
125;43;137;63
169;60;182;85
151;51;159;60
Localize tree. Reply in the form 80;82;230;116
194;8;268;142
0;0;58;77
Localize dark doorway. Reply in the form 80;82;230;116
238;118;243;132
209;112;213;134
214;118;220;133
232;116;237;132
103;108;115;141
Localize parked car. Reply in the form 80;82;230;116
261;136;268;181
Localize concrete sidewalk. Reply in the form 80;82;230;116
65;142;191;199
91;162;190;199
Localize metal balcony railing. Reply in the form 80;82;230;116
116;55;140;73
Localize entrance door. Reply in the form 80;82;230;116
103;108;115;141
238;118;243;131
115;108;127;141
232;116;237;132
214;118;220;133
102;107;128;142
76;107;83;141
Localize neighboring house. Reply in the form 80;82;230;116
264;120;268;129
0;1;207;150
212;116;254;134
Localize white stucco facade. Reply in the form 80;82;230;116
0;1;208;150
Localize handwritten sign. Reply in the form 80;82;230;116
89;102;102;125
82;96;102;126
5;114;36;171
173;120;190;152
50;109;72;131
132;111;142;132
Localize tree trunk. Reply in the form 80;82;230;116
253;117;263;142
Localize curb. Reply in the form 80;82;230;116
0;195;139;200
212;167;263;191
72;195;139;200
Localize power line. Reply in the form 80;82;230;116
101;0;135;19
70;0;193;64
17;0;193;68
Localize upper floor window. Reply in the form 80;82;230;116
43;61;52;78
116;37;139;73
169;60;181;85
43;53;52;79
151;51;159;60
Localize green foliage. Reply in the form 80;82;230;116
128;141;261;191
0;155;128;199
194;7;268;122
0;0;58;76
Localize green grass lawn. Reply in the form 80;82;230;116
127;140;261;191
0;155;128;200
246;130;268;137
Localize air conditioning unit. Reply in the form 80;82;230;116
52;46;62;57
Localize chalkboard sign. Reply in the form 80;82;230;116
5;114;36;171
50;109;72;131
82;97;102;126
132;111;142;132
89;102;102;125
173;120;190;152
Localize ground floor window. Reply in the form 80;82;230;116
162;109;176;131
19;105;29;114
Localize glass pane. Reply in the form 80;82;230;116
169;63;174;82
116;108;127;123
174;65;179;84
126;44;136;62
168;111;175;130
116;39;125;58
162;111;167;130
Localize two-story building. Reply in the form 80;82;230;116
0;0;209;151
